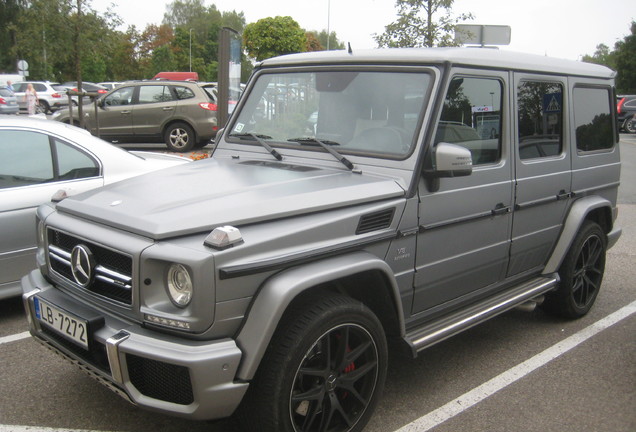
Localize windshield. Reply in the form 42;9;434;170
229;70;431;158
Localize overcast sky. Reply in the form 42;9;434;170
92;0;635;61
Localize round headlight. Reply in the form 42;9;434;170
167;264;193;307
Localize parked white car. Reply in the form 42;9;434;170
11;81;71;114
0;117;190;299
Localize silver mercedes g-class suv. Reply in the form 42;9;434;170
22;48;621;432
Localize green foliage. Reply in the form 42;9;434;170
614;22;636;94
583;21;636;94
0;0;338;84
243;16;307;61
309;30;345;51
375;0;473;48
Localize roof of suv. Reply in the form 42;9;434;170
259;47;616;79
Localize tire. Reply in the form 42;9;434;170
624;116;636;134
542;221;607;318
164;122;195;152
239;294;388;432
37;100;50;114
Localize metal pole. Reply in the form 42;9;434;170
189;28;193;72
327;0;331;50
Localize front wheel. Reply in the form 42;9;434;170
239;294;388;432
164;122;195;152
542;221;607;318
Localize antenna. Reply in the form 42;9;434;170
347;42;352;54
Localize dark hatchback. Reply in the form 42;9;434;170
617;94;636;133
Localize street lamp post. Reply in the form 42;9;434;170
189;28;193;72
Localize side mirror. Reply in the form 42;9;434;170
425;142;473;178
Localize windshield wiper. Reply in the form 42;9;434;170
288;137;354;170
229;133;283;161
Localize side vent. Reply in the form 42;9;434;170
356;209;395;235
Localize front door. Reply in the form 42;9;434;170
413;71;513;313
91;86;136;138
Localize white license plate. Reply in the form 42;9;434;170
34;297;89;349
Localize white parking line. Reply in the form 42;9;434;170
395;300;636;432
0;331;30;345
1;303;634;432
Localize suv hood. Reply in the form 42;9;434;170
55;158;405;239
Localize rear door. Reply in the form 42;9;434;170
508;75;570;276
132;84;177;138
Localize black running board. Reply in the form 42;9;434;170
404;275;558;357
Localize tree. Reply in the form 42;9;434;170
582;44;616;70
375;0;473;48
0;0;22;72
315;30;345;51
243;16;306;61
613;21;636;94
582;21;636;94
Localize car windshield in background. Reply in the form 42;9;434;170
229;70;431;158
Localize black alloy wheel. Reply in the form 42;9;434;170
238;294;387;432
289;323;380;432
542;221;606;318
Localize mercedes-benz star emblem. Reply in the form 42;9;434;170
71;245;95;287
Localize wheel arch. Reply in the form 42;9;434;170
542;195;615;275
235;250;404;381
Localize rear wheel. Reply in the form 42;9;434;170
37;100;50;114
164;122;195;152
542;221;607;318
624;116;636;133
239;294;387;432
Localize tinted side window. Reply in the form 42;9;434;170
13;83;27;92
34;83;46;92
0;130;53;189
573;87;614;152
55;139;99;180
436;77;503;165
138;85;174;104
517;81;564;160
174;86;195;100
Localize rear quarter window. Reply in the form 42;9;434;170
573;86;614;152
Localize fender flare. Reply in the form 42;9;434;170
235;250;404;381
542;195;614;275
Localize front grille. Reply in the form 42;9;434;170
47;228;133;305
126;354;194;405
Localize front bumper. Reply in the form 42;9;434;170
22;270;248;420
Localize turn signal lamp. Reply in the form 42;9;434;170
204;226;243;250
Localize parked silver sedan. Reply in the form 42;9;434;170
0;86;19;115
0;117;190;299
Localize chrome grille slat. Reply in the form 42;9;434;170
47;228;133;305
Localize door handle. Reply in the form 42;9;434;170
120;110;131;115
162;107;174;111
491;203;510;216
556;190;571;200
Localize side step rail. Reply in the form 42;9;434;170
405;275;558;356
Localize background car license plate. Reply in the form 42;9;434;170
34;297;89;349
